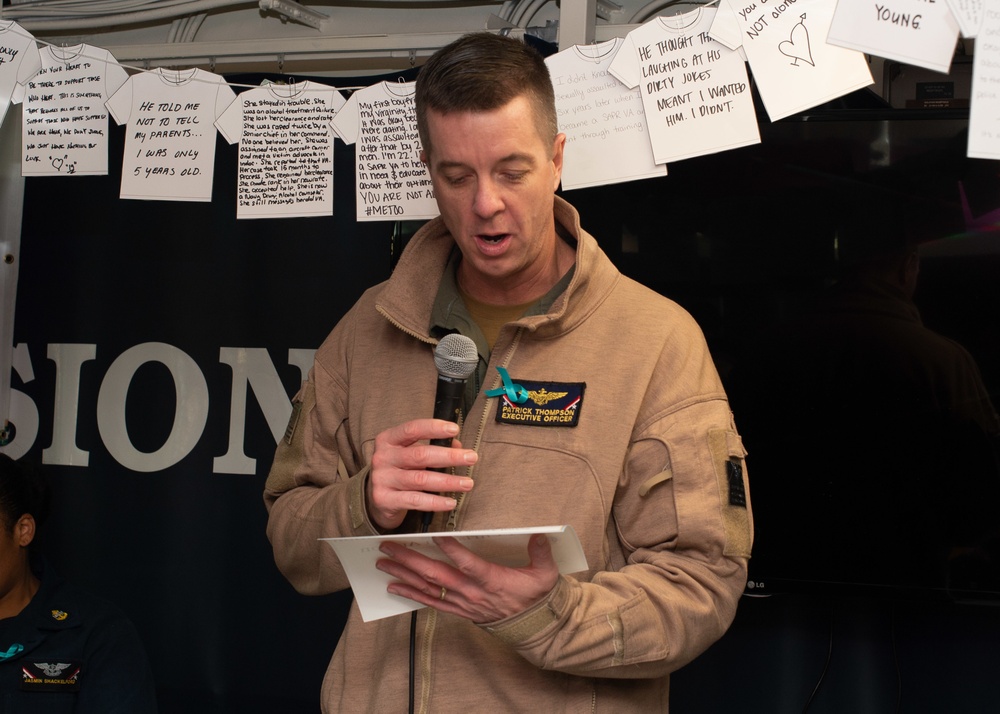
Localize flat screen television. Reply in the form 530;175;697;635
570;91;1000;605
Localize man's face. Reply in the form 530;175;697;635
422;94;566;305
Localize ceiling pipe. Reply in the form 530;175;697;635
7;0;256;32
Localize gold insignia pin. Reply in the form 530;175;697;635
528;389;569;406
50;610;68;621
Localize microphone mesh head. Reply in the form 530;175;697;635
434;334;478;380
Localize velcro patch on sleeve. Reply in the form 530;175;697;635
494;380;585;427
709;429;752;558
266;380;316;495
726;460;747;508
283;398;303;446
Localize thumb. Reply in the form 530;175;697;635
527;533;556;570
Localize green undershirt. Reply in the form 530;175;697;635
430;248;575;408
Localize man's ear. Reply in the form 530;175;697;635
14;514;36;548
420;150;428;166
551;133;566;190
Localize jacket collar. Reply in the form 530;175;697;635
0;558;80;662
375;196;620;342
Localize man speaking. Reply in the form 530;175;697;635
264;32;752;713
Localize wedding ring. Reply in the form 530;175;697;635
439;587;447;601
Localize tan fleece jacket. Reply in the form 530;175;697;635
264;197;752;713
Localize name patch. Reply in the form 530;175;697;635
21;661;82;692
495;380;585;427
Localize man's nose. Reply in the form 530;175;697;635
473;178;504;218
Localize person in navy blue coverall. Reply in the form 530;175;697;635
0;454;157;713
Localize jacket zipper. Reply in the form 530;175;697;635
376;306;436;346
378;306;440;714
446;327;523;531
383;315;523;709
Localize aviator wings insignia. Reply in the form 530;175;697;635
528;388;569;406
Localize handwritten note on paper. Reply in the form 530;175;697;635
827;0;961;74
331;81;439;222
945;0;983;37
0;21;42;128
967;7;1000;158
124;97;213;198
216;81;345;219
608;8;760;164
321;525;588;622
711;0;872;121
546;38;665;190
107;68;236;202
20;45;127;176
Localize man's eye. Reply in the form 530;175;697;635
444;174;469;186
502;171;527;183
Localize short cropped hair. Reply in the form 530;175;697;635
0;454;50;532
415;32;558;156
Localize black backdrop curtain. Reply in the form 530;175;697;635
15;68;420;712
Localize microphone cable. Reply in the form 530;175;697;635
408;521;429;714
408;333;477;714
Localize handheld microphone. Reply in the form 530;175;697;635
424;333;478;527
430;333;478;445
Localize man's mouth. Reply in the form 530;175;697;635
475;233;510;255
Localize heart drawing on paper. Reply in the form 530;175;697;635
778;14;814;67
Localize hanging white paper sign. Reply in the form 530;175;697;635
827;0;961;74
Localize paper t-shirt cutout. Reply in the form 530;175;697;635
216;81;346;219
0;21;42;128
710;0;872;121
826;0;961;74
18;44;128;176
106;67;237;202
608;8;760;164
967;9;1000;158
331;81;438;222
546;38;666;190
945;0;983;38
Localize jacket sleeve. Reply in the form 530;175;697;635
263;338;381;596
485;398;751;677
482;334;753;678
